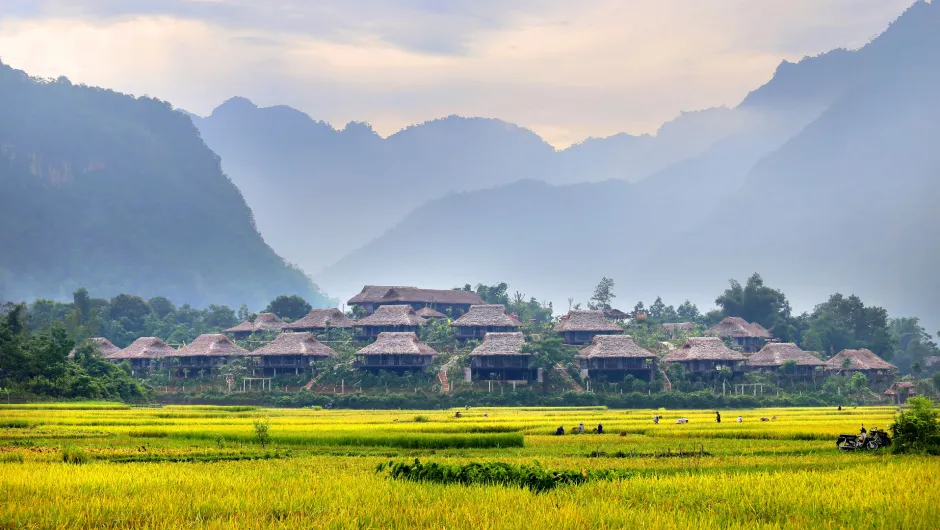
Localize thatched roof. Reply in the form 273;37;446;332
355;332;438;356
662;322;695;335
70;337;122;359
471;332;527;356
706;317;772;339
451;305;522;328
604;308;629;320
355;305;427;327
177;334;251;357
110;337;176;360
284;308;355;330
224;313;286;334
824;349;897;372
348;286;483;306
416;307;448;319
578;335;656;359
746;343;824;367
662;337;747;362
251;332;336;357
553;310;623;332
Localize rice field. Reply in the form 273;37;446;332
0;404;937;529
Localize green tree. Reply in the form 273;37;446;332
148;296;176;319
588;277;615;310
890;397;939;454
264;295;312;321
715;273;791;329
253;417;271;448
474;282;510;306
521;337;570;393
800;329;824;353
676;300;701;323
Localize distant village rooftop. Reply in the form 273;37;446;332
355;332;438;356
554;310;623;332
177;334;251;357
663;337;747;362
224;313;286;334
470;332;527;356
284;308;355;330
70;337;121;359
451;305;522;328
110;337;176;360
416;307;448;319
355;305;427;327
348;286;483;306
578;335;656;359
746;343;824;367
824;349;897;372
251;332;336;357
706;317;772;339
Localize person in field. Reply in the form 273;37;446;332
653;415;660;424
737;416;743;423
578;422;585;434
716;411;721;423
555;426;565;435
597;423;604;434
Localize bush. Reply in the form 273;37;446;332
61;446;89;464
891;397;940;454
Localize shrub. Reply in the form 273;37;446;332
891;397;940;454
253;417;271;448
413;415;429;422
61;446;89;464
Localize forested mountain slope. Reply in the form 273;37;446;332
0;61;333;309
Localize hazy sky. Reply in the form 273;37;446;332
0;0;914;147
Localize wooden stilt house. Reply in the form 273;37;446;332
354;305;427;339
354;332;437;373
450;305;522;340
553;310;623;345
577;335;657;382
250;332;336;377
468;332;532;381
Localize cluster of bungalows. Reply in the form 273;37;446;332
82;286;899;387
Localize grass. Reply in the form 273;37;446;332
0;404;936;528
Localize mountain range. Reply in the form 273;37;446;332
0;61;333;309
304;0;938;327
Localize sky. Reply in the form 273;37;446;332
0;0;915;147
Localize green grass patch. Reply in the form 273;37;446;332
0;402;129;410
0;420;36;429
377;459;630;492
162;431;524;449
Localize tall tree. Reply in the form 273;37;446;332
263;295;312;321
588;277;616;310
715;273;791;329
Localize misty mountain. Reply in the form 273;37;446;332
316;0;940;329
191;95;756;274
0;60;333;309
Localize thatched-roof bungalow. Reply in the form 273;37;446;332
468;332;533;381
251;332;336;376
223;313;286;339
416;307;448;320
283;308;355;336
662;337;747;375
824;349;897;381
603;308;629;321
354;332;437;372
109;337;176;375
175;334;251;376
354;305;427;339
578;335;657;382
450;305;522;340
885;381;917;404
348;286;483;316
706;317;772;352
662;322;696;337
553;310;623;345
745;343;824;377
69;337;121;359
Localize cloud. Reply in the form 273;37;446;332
0;0;916;146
